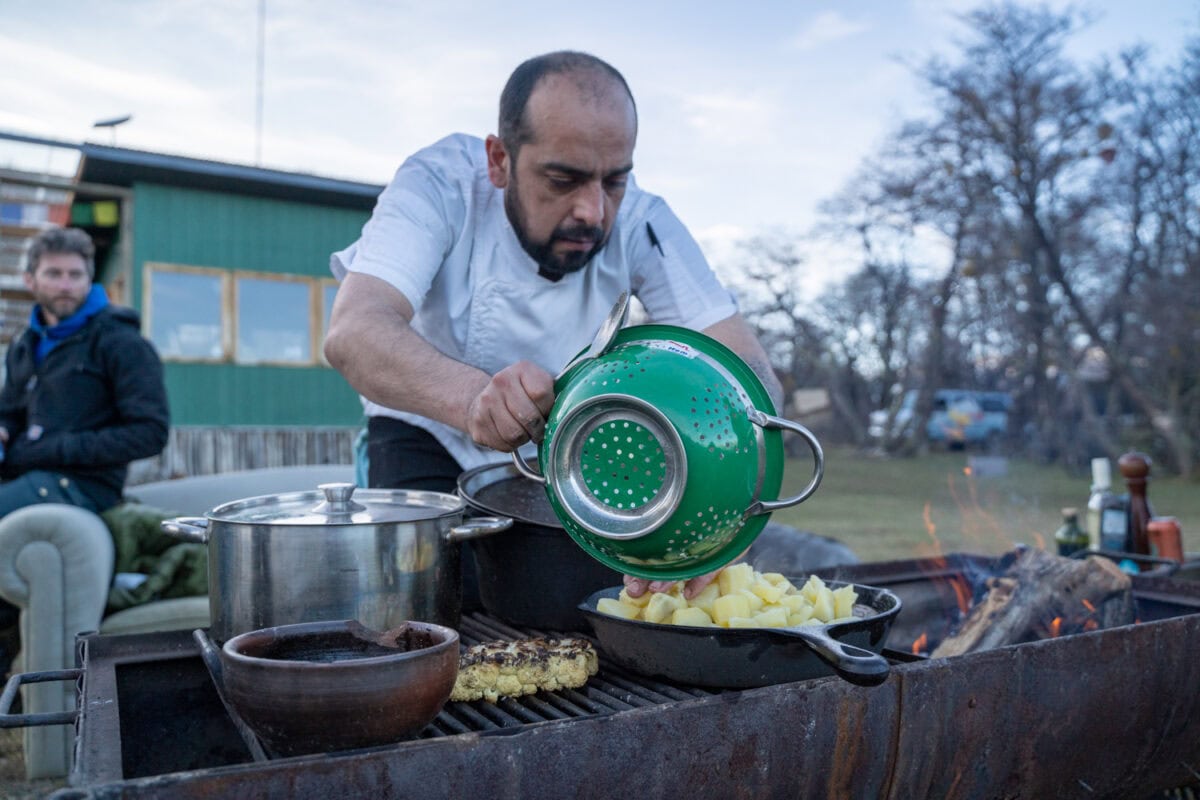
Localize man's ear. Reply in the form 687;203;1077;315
485;135;510;189
21;270;34;293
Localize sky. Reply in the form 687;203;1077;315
2;0;1197;293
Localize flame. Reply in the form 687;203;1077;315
912;632;928;655
1049;617;1063;637
1081;599;1096;613
950;576;972;615
915;501;946;559
945;468;1008;553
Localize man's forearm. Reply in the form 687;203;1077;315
324;273;489;432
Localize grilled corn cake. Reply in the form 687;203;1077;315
451;637;598;703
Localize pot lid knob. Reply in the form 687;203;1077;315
313;482;367;516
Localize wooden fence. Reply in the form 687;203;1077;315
128;426;359;484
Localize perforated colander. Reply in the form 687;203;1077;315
514;324;825;580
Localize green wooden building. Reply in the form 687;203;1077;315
68;143;383;477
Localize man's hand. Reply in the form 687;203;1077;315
465;361;555;452
623;569;720;601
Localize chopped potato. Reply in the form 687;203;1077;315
643;591;688;624
749;577;786;605
737;588;766;612
832;585;857;620
595;563;860;631
810;588;835;623
787;608;815;627
618;588;652;608
712;592;753;625
688;582;722;615
718;562;756;596
670;606;715;627
752;606;789;628
597;597;641;620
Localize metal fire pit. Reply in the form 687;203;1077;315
45;554;1200;799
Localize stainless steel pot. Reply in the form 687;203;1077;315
162;483;510;643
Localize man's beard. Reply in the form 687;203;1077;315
37;293;86;324
504;180;608;282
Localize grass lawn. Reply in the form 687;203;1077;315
770;446;1200;564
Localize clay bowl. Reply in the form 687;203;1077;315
219;618;459;757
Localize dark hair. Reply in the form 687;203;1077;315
27;226;96;279
498;51;637;153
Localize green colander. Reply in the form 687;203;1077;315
513;324;824;580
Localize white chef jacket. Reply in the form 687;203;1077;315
331;133;737;471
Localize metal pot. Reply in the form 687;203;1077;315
457;461;622;630
162;483;511;643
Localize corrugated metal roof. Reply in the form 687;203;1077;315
77;143;383;210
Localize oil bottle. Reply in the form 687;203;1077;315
1055;507;1088;557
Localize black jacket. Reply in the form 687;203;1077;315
0;305;170;511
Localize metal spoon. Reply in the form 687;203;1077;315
556;291;630;381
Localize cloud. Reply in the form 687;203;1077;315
789;11;870;52
677;91;777;148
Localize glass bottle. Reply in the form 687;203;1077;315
1099;491;1130;552
1055;508;1088;557
1085;458;1112;551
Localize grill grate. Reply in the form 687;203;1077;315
418;611;716;739
214;610;720;762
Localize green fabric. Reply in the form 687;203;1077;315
100;503;209;613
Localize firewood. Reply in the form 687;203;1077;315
932;548;1134;658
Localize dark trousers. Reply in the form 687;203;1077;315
366;417;481;610
0;470;102;518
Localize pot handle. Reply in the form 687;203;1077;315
161;516;211;544
745;409;825;515
510;452;546;484
0;669;82;728
444;516;513;544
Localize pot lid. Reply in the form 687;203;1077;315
207;483;466;526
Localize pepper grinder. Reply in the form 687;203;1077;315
1118;451;1153;555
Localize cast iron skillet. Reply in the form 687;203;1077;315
578;580;901;688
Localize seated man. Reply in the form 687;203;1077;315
0;226;170;674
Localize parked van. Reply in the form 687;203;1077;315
869;389;1012;447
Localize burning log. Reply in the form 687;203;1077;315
931;547;1134;657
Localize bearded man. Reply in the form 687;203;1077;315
0;227;169;516
325;51;781;603
0;226;169;670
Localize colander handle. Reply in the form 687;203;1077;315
511;451;547;484
746;410;825;514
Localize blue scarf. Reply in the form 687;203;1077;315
29;285;110;365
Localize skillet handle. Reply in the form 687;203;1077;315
775;625;890;687
744;410;824;515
